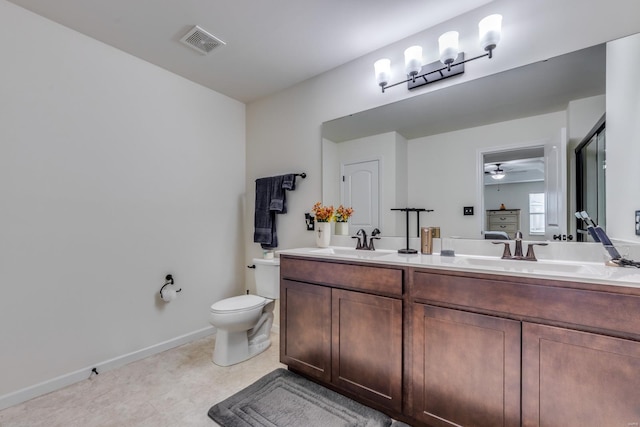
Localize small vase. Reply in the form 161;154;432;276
334;222;349;236
316;222;331;248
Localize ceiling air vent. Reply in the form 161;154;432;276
180;25;226;55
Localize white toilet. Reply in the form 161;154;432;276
209;258;280;366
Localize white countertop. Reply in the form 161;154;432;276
277;246;640;289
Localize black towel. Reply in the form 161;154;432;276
253;174;297;249
282;174;296;191
269;174;296;214
254;177;275;248
268;175;287;214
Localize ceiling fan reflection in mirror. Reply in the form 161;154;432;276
484;159;540;182
488;163;506;180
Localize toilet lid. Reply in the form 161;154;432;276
210;295;266;314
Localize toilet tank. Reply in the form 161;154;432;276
253;258;280;299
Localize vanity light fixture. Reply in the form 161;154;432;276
374;14;502;93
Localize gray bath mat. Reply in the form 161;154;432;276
208;368;408;427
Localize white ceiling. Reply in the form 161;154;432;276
7;0;493;103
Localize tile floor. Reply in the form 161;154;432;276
0;333;285;427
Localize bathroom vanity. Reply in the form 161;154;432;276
279;257;404;412
278;248;640;427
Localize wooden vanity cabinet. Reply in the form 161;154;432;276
280;256;404;413
411;268;640;427
411;303;521;427
331;288;403;412
281;255;640;426
522;323;640;427
280;279;331;382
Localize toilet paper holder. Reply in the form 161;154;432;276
160;274;182;301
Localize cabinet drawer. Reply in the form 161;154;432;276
281;256;403;297
487;209;519;216
487;223;518;233
488;215;518;225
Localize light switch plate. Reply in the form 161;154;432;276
636;210;640;235
463;206;474;216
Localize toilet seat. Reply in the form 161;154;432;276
210;295;267;314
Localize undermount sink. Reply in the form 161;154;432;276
310;247;395;259
452;255;599;275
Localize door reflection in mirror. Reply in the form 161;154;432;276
575;115;606;242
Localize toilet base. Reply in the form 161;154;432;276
212;308;274;366
212;331;272;367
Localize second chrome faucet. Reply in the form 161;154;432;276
353;228;381;250
493;231;548;261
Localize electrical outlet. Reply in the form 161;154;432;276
305;213;315;231
636;210;640;236
463;206;474;216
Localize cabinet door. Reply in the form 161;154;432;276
411;304;521;427
280;279;331;382
332;289;403;412
522;322;640;427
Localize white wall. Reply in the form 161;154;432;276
567;95;606;145
394;133;409;234
322;138;340;215
245;0;640;277
607;32;640;242
0;0;245;405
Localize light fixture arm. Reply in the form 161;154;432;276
380;50;491;93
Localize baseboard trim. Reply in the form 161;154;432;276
0;326;215;411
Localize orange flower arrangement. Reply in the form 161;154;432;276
312;202;334;222
335;205;354;223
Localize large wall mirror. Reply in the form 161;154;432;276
322;39;626;241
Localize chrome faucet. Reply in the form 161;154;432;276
513;231;524;258
353;228;382;250
353;229;368;250
492;230;548;261
368;228;381;250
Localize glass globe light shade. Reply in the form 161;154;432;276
479;14;502;53
374;58;391;87
439;31;459;66
404;45;423;77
